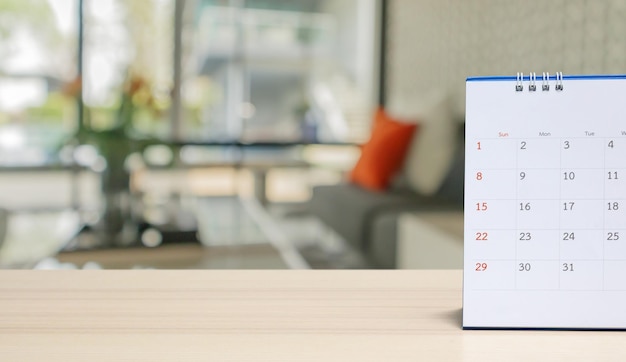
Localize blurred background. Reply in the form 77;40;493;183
2;0;625;269
0;0;377;269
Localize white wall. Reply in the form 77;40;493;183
387;0;626;116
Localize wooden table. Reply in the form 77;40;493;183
1;270;625;361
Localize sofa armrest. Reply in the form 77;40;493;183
396;211;463;269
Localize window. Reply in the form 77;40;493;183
82;0;174;135
0;0;79;165
180;0;378;143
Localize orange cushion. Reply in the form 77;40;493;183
350;109;418;191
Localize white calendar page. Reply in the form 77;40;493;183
463;74;626;329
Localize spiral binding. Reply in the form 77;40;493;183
555;72;563;91
542;72;550;91
516;72;563;92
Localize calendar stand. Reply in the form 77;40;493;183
463;73;626;329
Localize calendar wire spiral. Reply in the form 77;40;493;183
516;72;563;92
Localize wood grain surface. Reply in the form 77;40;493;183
0;270;624;361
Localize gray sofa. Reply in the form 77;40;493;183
309;126;464;268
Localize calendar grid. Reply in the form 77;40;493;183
467;135;626;292
558;137;562;290
602;136;607;290
514;138;519;289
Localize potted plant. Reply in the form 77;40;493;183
63;74;165;246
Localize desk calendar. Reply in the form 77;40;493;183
463;73;626;329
